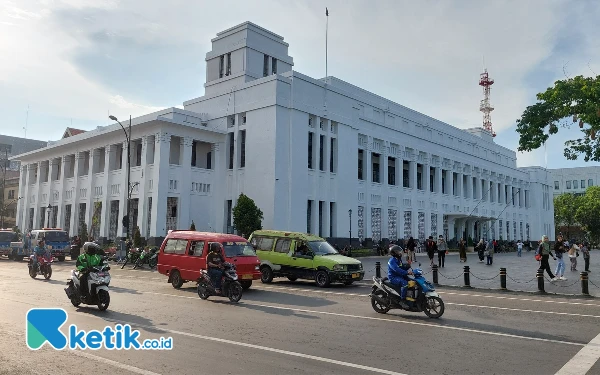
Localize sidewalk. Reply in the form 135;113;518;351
358;251;600;297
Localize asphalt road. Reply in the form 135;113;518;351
1;258;600;375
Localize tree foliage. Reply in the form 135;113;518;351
79;222;89;242
516;75;600;161
575;186;600;243
553;193;581;238
133;226;142;247
190;221;196;231
232;193;263;238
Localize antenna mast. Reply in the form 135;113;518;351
479;69;496;137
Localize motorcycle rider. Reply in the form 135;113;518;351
206;242;225;294
388;245;413;308
76;242;103;299
32;239;47;271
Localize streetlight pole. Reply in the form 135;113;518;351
109;115;132;240
348;209;352;247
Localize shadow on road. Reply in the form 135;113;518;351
235;302;320;320
76;308;165;334
110;286;143;295
30;278;66;286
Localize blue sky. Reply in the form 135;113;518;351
1;0;599;169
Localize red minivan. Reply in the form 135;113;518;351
157;230;261;290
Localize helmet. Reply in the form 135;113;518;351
210;242;221;253
389;245;403;259
83;241;101;255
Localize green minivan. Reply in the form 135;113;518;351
248;230;364;287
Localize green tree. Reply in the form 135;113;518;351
575;186;600;243
553;193;581;239
133;226;142;247
232;193;264;238
516;75;600;161
79;222;89;242
190;221;196;231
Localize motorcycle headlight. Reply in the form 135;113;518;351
359;263;363;270
332;264;345;271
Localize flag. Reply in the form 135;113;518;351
326;8;328;16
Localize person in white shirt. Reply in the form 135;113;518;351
517;240;523;257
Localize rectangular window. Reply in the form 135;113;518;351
256;237;274;251
525;190;529;208
189;241;205;256
318;201;323;237
566;180;571;189
554;181;559;190
219;55;224;78
581;180;585;189
372;153;380;183
417;164;423;190
589;179;594;187
8;190;15;199
308;132;314;169
263;54;269;77
228;132;234;169
329;202;335;237
226;53;231;76
430;167;435;192
206;152;212;169
329;138;336;173
442;172;447;194
573;180;579;189
136;143;142;166
163;239;178;254
191;141;197;167
271;57;277;74
307;200;312;233
226;200;233;229
358;150;364;180
319;135;325;171
275;239;291;253
388;157;396;185
239;130;246;168
403;161;410;188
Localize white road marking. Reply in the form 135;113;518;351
143;291;584;346
445;302;600;319
555;332;600;375
441;292;600;307
71;350;162;375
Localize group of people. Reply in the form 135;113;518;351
537;234;591;281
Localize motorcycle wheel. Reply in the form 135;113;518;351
197;284;210;300
132;259;140;270
228;282;243;303
148;257;158;269
29;267;37;279
370;290;391;314
97;290;110;311
70;298;81;307
423;296;444;319
120;256;129;269
43;266;52;280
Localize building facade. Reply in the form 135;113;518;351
550;166;600;197
13;22;555;244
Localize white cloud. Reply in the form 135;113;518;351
108;95;163;112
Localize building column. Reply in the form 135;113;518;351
85;149;97;238
150;133;170;238
445;169;452;195
381;151;388;185
179;136;194;229
456;172;463;199
410;160;417;189
18;164;29;231
322;201;330;238
365;143;372;184
69;152;82;236
138;136;150;239
54;155;67;229
211;142;225;233
435;166;442;194
99;145;112;239
424;163;431;193
118;141;129;238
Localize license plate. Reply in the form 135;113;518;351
97;273;106;277
242;274;253;279
351;273;360;278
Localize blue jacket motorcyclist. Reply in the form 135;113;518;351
388;245;412;301
32;240;48;269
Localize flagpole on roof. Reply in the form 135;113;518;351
325;7;329;79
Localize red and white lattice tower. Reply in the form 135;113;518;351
479;69;496;137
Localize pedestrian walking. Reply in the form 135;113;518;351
485;240;494;265
553;234;567;281
426;236;437;267
476;239;485;262
437;235;448;268
568;244;579;272
581;242;591;272
406;237;416;263
517;240;523;257
538;235;557;280
458;238;467;263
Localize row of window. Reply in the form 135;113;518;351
228;130;246;169
555;179;594;190
307;132;337;172
218;53;232;78
263;54;277;76
307;200;336;237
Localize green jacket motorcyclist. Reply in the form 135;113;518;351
76;242;104;298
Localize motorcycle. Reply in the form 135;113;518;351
133;247;159;269
28;253;53;280
64;257;111;311
370;267;445;318
197;262;243;303
121;247;141;269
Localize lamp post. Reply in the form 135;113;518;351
46;204;52;228
109;115;132;240
348;209;352;247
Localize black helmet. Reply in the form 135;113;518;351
389;245;403;259
83;241;101;255
210;242;221;253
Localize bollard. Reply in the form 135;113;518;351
581;271;589;295
432;264;439;285
463;266;471;287
500;268;507;290
537;269;545;293
375;261;381;278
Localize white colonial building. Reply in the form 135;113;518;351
13;22;555;244
550;166;600;197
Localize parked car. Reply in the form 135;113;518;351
248;230;364;287
157;230;261;290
